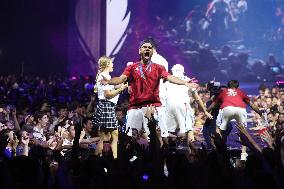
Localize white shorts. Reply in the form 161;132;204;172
126;106;169;137
165;102;195;133
216;106;247;130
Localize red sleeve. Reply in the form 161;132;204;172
240;89;250;103
157;64;170;79
122;64;132;78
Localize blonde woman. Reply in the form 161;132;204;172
94;56;128;159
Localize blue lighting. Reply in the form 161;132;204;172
142;174;149;181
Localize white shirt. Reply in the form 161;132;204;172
151;53;168;72
165;75;191;104
151;52;169;105
97;72;119;104
33;126;46;141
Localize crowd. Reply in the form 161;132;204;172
0;73;283;189
247;84;284;135
117;0;284;82
1;1;284;188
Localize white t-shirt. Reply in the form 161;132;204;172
33;127;46;141
96;72;119;104
165;75;191;104
151;52;169;105
151;53;168;72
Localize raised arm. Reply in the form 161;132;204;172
247;101;262;116
167;75;187;85
191;90;213;119
104;83;128;99
11;108;21;131
167;75;198;89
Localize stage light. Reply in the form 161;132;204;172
142;174;149;181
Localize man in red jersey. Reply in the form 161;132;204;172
102;38;199;139
209;80;262;160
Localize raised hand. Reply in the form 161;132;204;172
0;122;7;131
90;95;96;102
144;105;155;120
120;82;128;91
79;129;86;141
8;131;19;150
188;77;198;83
205;111;213;119
21;132;30;145
236;124;262;153
11;108;17;117
185;81;199;89
260;130;274;148
55;137;64;150
47;136;58;150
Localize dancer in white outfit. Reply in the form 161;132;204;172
165;64;212;141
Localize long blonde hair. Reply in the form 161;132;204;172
94;56;112;93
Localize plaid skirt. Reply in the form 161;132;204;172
93;100;118;129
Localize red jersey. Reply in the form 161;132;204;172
216;88;250;109
123;61;170;109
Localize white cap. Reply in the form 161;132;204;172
171;64;184;73
171;64;185;77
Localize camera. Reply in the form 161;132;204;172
207;81;222;97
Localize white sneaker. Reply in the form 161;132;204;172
240;152;248;161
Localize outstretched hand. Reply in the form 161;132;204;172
260;130;274;148
119;83;128;91
205;111;213;119
188;77;198;83
185;81;199;89
21;134;30;145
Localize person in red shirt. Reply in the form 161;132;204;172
209;80;262;160
102;38;199;139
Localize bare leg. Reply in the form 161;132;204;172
95;131;110;156
110;129;118;159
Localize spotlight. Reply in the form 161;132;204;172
142;174;149;181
